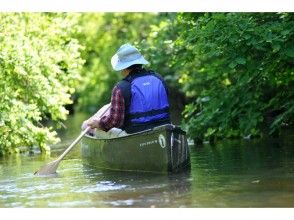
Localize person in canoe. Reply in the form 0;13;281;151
81;43;170;138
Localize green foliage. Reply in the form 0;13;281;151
175;13;294;141
1;12;292;155
0;13;84;155
75;13;160;113
140;13;182;89
75;12;293;141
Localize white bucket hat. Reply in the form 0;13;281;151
111;43;149;71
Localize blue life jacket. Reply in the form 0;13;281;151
117;70;170;133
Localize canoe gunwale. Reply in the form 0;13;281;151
84;124;185;141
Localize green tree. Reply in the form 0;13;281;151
175;13;294;141
76;13;160;113
0;13;84;155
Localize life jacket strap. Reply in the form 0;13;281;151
129;107;169;120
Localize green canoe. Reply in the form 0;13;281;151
81;124;191;173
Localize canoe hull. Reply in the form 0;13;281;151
81;125;190;173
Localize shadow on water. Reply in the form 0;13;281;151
80;163;192;207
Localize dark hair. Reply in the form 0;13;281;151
126;64;143;71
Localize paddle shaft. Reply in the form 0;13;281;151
35;105;111;175
57;126;91;161
57;104;111;162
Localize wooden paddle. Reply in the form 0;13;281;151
34;104;111;175
34;126;91;175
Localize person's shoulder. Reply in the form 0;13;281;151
115;79;131;90
148;69;160;75
148;70;164;81
115;80;131;100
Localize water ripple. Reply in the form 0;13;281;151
73;181;128;193
105;199;135;206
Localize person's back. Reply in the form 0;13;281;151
117;67;170;133
83;43;170;134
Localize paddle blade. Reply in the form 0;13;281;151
34;159;60;176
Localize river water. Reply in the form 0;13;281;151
0;113;293;208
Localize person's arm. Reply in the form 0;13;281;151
81;104;110;131
87;104;110;122
86;86;125;132
99;86;125;131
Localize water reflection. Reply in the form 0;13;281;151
0;155;192;208
189;137;294;207
80;164;192;207
0;113;293;208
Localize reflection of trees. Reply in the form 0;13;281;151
192;138;292;176
189;136;294;207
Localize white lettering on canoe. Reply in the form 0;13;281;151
138;134;166;148
139;140;158;147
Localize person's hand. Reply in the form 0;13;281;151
81;119;96;136
81;120;89;130
86;118;100;129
